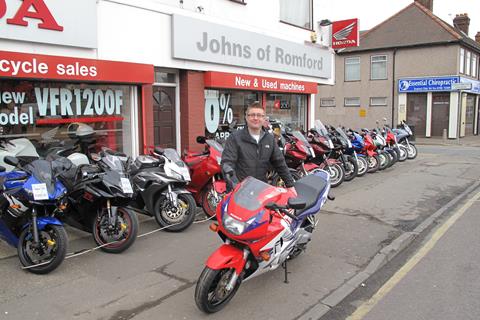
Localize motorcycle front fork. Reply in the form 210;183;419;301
166;184;179;207
31;207;40;244
106;200;118;226
225;248;249;291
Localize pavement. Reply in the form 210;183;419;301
1;143;480;320
415;135;480;147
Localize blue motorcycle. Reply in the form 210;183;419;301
0;156;68;274
346;130;369;177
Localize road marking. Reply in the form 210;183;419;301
347;189;480;320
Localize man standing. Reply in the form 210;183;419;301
221;101;295;192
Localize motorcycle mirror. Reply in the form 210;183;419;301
3;156;19;167
91;153;101;162
154;147;164;155
196;136;206;144
0;165;5;172
288;197;306;210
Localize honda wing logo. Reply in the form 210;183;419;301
333;22;355;41
331;18;359;49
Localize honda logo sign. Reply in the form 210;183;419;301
331;18;359;49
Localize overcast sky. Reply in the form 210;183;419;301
318;0;480;38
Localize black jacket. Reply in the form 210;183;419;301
221;127;294;188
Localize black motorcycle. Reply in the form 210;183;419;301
57;152;138;253
129;147;196;232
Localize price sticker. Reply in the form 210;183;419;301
32;183;49;200
120;178;134;194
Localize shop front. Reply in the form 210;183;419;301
203;72;317;140
0;50;154;156
398;76;480;138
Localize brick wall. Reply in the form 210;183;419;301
180;70;206;153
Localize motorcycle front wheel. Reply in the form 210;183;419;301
154;193;197;232
343;155;358;182
404;143;418;159
17;224;68;274
397;145;408;162
93;206;138;254
201;184;225;218
367;155;380;173
323;164;344;188
356;156;369;177
195;267;242;314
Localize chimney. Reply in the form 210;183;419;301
476;31;480;43
453;13;470;35
414;0;433;11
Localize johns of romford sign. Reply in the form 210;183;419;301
172;15;333;79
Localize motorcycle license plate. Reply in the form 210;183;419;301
32;183;49;200
120;178;134;194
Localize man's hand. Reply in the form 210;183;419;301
287;186;297;196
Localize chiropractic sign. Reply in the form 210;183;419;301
172;14;332;79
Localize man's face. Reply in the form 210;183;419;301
245;107;266;131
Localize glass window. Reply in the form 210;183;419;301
154;69;176;84
266;93;307;130
371;55;387;80
370;97;387;107
345;57;360;81
472;54;478;78
0;80;134;155
279;0;312;30
320;98;335;107
344;97;361;107
460;48;465;74
466;51;471;75
204;89;260;139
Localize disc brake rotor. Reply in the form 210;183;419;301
162;199;188;223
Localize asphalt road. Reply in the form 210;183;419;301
1;144;480;320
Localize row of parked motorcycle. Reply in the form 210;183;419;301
0;119;416;277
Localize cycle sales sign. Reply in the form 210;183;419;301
398;76;460;93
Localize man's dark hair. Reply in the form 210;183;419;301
245;101;264;115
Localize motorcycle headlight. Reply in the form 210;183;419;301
222;211;254;236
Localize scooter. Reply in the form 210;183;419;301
194;166;333;313
0;156;68;274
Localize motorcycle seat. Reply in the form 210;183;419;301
293;174;328;215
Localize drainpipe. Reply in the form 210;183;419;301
391;49;397;127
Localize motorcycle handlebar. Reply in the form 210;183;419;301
265;202;298;220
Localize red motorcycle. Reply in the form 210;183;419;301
183;136;226;217
194;168;332;313
359;129;380;173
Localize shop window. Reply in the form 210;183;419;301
460;48;465;74
371;55;387;80
0;80;135;155
345;57;360;81
266;93;307;130
320;98;335;107
279;0;313;30
466;51;471;76
370;97;387;107
344;97;360;107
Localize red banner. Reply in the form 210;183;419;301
204;71;318;94
332;19;360;49
0;50;154;83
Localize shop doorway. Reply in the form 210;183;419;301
465;95;475;136
431;93;450;137
407;93;427;137
153;86;176;148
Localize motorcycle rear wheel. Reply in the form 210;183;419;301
93;206;138;254
195;267;242;314
154;193;197;232
17;224;68;274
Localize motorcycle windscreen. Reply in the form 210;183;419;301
162;148;188;167
27;160;55;194
102;154;126;173
314;120;329;137
335;127;352;148
206;140;224;153
233;177;271;211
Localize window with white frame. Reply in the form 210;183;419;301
472;53;477;78
345;57;361;81
320;98;335;107
344;97;361;107
279;0;312;30
466;51;471;75
371;55;387;80
370;97;388;107
460;48;465;74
